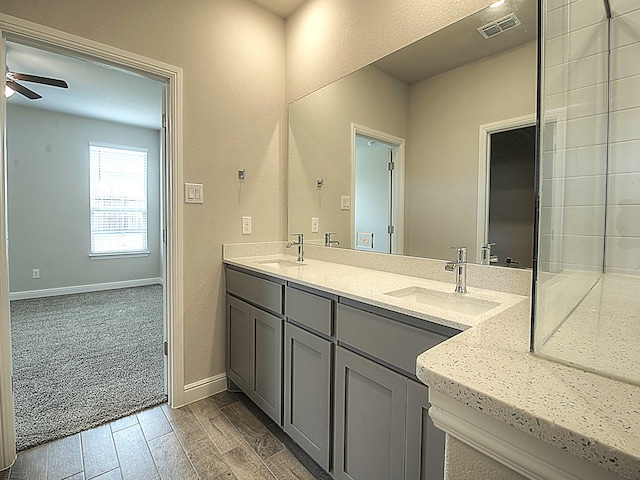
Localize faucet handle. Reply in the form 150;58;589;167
481;242;496;248
291;233;304;241
448;246;467;262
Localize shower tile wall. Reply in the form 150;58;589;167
607;2;640;276
536;0;610;343
541;0;609;275
541;0;640;278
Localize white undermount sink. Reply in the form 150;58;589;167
384;286;500;316
256;259;307;269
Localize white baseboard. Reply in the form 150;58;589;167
183;373;227;405
9;277;164;301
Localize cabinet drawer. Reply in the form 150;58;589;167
285;286;333;336
336;303;448;376
226;268;283;314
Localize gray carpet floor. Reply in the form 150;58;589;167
10;285;167;451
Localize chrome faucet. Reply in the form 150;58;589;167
286;233;304;262
324;232;340;247
445;246;467;294
480;242;498;265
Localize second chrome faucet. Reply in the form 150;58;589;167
286;233;304;262
445;246;467;294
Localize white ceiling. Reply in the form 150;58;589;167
374;0;537;85
6;42;164;130
250;0;306;18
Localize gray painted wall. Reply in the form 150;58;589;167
7;104;162;293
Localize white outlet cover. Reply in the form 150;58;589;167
341;196;351;210
311;217;319;233
242;216;252;235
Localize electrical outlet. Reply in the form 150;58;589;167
311;217;319;233
341;196;351;210
32;269;40;279
242;216;252;235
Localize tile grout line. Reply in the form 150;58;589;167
138;410;166;480
161;405;204;480
217;400;281;480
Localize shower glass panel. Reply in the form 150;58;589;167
532;0;640;386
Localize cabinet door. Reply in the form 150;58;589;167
284;323;332;471
334;346;407;480
250;307;283;424
226;295;251;393
405;380;445;480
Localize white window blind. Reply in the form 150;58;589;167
90;144;148;255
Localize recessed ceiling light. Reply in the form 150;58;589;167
490;0;506;7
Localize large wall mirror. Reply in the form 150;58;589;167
288;0;537;266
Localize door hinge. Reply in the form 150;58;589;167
162;229;167;244
163;341;168;356
388;161;395;171
162;113;167;129
388;225;395;234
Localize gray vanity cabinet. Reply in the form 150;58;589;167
225;267;284;424
405;380;445;480
251;307;283;423
334;345;408;480
226;294;252;393
284;285;335;471
335;301;454;480
284;322;332;471
225;265;455;480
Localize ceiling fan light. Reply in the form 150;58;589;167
4;85;15;98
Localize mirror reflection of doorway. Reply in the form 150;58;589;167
354;134;396;253
487;125;536;268
353;128;405;255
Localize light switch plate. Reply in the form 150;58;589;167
185;183;203;204
341;196;351;210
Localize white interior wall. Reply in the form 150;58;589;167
1;0;286;386
406;42;537;262
6;105;162;294
288;65;408;247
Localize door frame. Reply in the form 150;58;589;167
351;124;405;254
0;13;185;469
476;114;536;263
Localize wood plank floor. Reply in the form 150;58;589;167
1;391;332;480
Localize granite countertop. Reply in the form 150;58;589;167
416;299;640;480
224;254;525;332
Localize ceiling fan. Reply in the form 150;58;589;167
5;69;68;99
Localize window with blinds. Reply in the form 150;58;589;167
89;144;148;255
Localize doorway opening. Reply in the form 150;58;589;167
352;125;405;254
5;39;167;451
477;116;536;267
0;15;184;467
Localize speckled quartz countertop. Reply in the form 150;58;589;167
416;298;640;480
224;254;525;332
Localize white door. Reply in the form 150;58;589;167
354;135;395;253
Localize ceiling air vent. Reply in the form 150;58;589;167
478;13;521;39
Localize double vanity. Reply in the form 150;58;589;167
223;241;640;480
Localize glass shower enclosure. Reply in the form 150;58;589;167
532;0;640;385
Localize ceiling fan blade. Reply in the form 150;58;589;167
6;79;42;100
11;73;68;89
